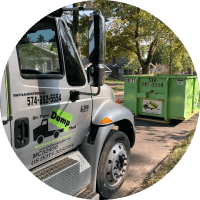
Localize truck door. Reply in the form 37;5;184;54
7;16;92;169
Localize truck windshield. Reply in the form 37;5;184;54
17;17;61;75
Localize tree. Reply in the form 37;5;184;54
63;2;87;51
72;3;80;49
36;34;45;43
123;58;141;74
182;55;194;74
152;41;169;65
68;1;193;74
105;5;171;74
77;1;172;74
152;35;194;74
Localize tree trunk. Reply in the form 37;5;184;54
142;64;149;74
169;54;173;74
135;68;140;74
188;67;193;75
135;8;158;75
169;38;173;74
150;65;154;74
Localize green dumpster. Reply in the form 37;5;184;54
124;74;200;121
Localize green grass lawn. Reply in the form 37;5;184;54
104;78;124;93
111;85;124;93
104;78;124;85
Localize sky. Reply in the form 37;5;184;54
27;29;55;43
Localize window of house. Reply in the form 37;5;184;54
119;68;124;74
46;60;51;71
17;17;62;78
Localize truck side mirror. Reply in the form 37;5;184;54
88;13;105;87
89;14;105;65
87;64;104;87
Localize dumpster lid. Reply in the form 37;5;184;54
123;74;197;79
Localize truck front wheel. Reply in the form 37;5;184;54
97;130;130;198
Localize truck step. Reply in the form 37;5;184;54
31;151;91;196
76;188;99;200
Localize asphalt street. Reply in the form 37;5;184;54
110;94;199;199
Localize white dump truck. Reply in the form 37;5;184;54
1;7;135;199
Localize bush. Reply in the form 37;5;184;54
114;76;118;80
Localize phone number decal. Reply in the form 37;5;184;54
142;78;164;87
27;94;61;106
142;82;164;87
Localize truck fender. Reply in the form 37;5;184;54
92;100;135;147
79;124;114;192
92;100;134;126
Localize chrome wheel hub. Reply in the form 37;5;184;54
106;143;128;187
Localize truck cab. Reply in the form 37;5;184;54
1;7;135;199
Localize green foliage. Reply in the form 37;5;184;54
152;36;194;73
123;58;140;71
181;55;194;72
69;0;193;74
47;43;58;54
78;30;89;57
152;41;169;65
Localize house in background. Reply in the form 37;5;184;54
152;64;168;74
34;45;60;72
152;64;196;75
107;56;158;80
80;57;112;77
107;56;130;80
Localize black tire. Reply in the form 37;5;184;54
97;130;130;199
54;131;59;138
37;135;44;144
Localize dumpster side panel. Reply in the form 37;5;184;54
193;77;200;112
184;78;194;118
124;77;137;113
167;78;185;119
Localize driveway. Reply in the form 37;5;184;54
110;94;199;199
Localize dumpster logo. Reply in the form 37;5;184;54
177;79;184;85
49;107;73;132
143;100;162;115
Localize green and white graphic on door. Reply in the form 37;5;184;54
143;100;162;115
49;107;73;132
